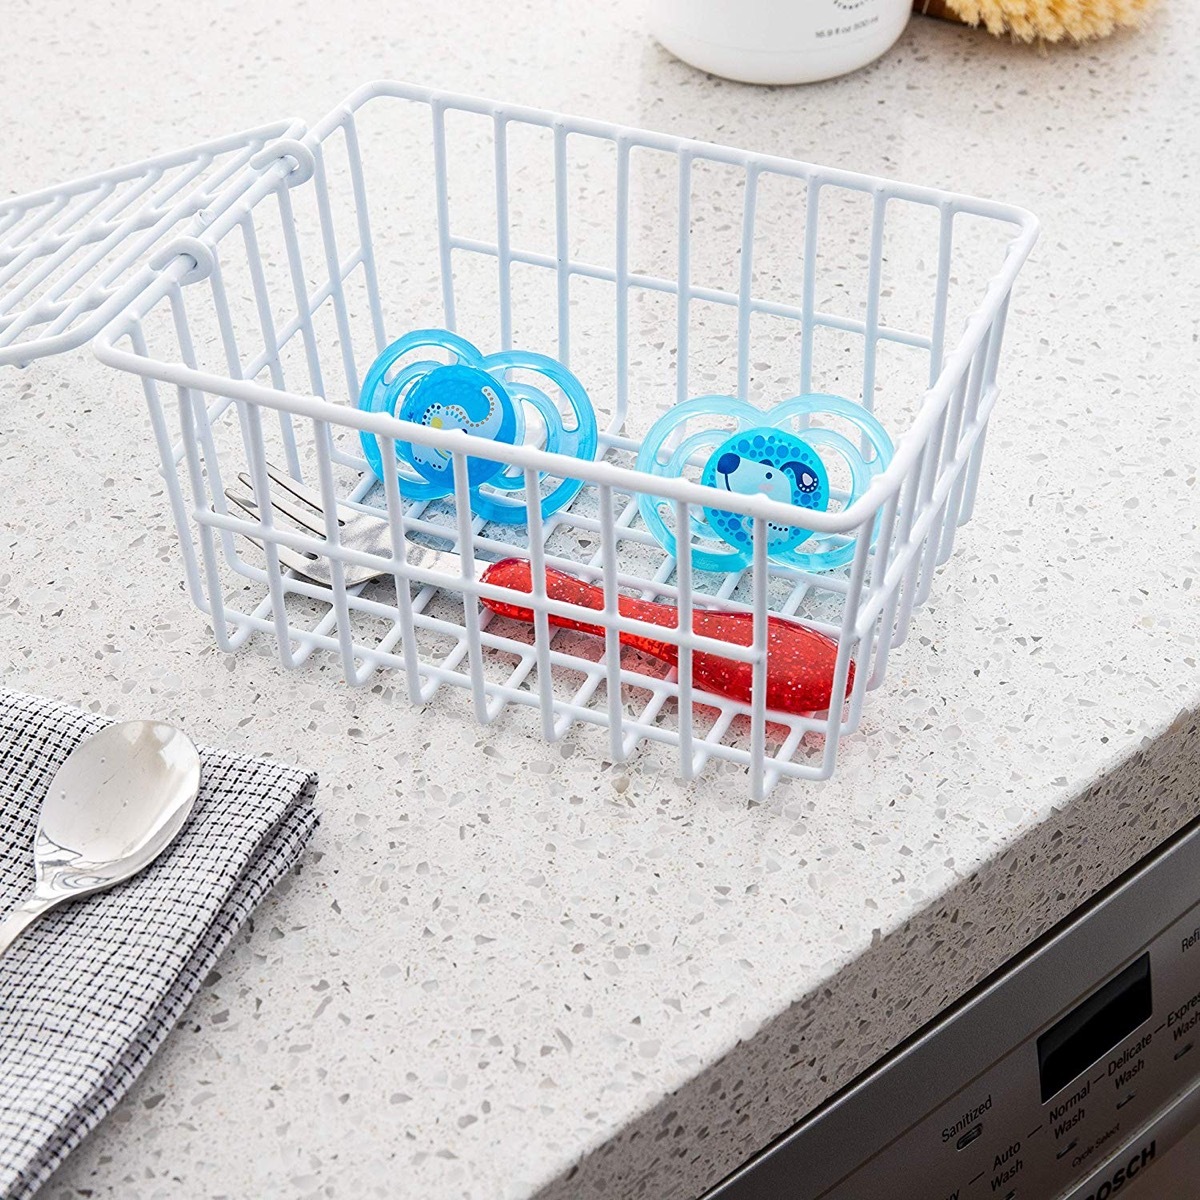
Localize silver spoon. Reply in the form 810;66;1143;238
0;721;201;959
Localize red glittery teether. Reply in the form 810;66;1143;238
480;558;851;715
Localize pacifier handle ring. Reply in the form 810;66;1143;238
771;393;893;465
667;394;764;427
475;353;598;517
771;428;874;551
771;422;893;566
361;359;455;493
487;349;586;395
381;328;485;370
486;379;568;489
490;352;599;447
646;428;736;539
470;472;588;524
664;428;736;477
636;399;764;573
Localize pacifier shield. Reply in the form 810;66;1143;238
397;363;518;489
700;427;829;556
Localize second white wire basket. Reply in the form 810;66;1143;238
7;81;1038;799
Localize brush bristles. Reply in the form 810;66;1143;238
943;0;1157;41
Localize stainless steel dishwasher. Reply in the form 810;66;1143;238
704;810;1200;1200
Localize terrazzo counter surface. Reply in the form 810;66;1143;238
3;2;1199;1197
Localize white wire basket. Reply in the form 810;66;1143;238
0;119;302;368
19;81;1035;800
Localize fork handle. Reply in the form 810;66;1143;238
478;558;850;714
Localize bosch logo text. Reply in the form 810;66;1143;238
1079;1141;1155;1200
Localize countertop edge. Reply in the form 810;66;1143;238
529;709;1200;1200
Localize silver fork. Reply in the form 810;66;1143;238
223;461;455;587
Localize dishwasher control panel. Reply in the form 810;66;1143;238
824;903;1200;1200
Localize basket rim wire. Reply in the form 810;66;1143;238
90;80;1038;533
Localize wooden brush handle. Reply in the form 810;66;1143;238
913;0;969;23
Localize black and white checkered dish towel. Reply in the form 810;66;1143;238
0;690;319;1200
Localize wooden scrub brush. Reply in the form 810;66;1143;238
915;0;1157;42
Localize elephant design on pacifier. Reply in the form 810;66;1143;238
636;393;894;573
358;329;598;526
399;365;515;483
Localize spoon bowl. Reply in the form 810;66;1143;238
0;720;201;958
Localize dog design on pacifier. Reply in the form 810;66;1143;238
715;449;821;502
701;426;831;559
358;329;598;525
636;394;894;574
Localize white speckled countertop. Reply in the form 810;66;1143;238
3;3;1199;1198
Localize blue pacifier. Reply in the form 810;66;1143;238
358;329;598;525
636;393;894;573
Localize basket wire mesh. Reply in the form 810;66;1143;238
0;121;303;367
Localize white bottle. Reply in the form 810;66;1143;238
649;0;913;85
